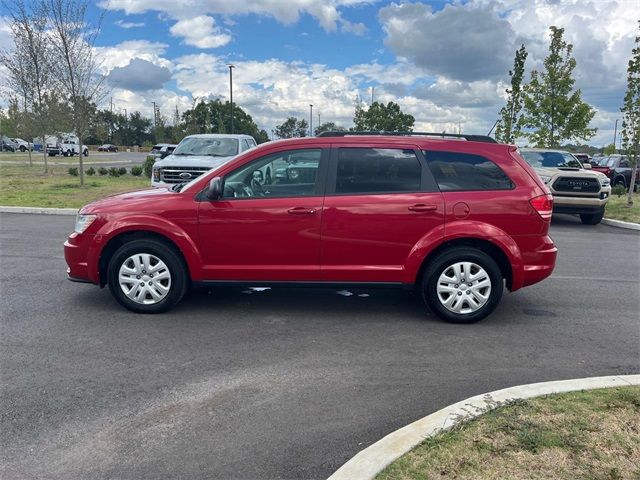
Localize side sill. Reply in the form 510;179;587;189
193;280;414;291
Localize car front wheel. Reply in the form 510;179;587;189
107;239;188;313
422;247;503;324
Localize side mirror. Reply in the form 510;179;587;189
582;163;592;169
205;177;223;200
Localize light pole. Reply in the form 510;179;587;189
309;104;313;136
228;64;235;134
613;119;619;152
371;86;375;105
318;112;321;129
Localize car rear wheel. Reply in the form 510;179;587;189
422;247;503;324
19;145;26;152
107;239;188;313
580;208;605;225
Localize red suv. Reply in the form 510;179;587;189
64;133;557;323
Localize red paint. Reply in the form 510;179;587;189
64;135;556;294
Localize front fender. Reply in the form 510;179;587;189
87;214;204;283
402;220;524;289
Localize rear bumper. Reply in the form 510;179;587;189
513;234;557;290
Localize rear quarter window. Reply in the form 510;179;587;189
424;150;514;191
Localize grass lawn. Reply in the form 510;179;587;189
0;164;149;209
378;386;640;480
605;193;640;223
0;152;120;164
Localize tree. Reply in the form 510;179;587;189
520;26;596;147
352;101;414;132
180;99;269;143
47;0;105;185
494;44;527;144
315;122;346;136
0;0;56;170
603;143;616;155
274;117;308;138
620;22;640;206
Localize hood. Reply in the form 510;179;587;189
153;154;236;170
532;166;600;178
80;187;176;214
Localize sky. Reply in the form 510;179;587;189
1;0;638;146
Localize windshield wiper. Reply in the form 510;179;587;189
173;153;194;156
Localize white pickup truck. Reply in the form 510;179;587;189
46;134;88;157
151;134;257;188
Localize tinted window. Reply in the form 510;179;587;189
335;148;421;194
425;151;514;191
224;149;321;198
620;158;630;168
241;139;250;151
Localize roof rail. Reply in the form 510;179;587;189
316;131;497;143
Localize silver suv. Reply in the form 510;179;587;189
152;134;257;188
520;148;611;225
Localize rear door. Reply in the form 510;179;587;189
320;144;444;283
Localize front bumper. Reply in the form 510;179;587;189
64;232;99;284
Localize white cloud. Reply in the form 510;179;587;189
94;40;171;73
115;19;145;28
99;0;372;33
169;15;231;49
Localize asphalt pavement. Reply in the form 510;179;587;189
0;213;638;479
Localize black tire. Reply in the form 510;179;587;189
614;177;626;188
107;239;188;313
422;247;503;324
83;149;89;157
580;208;604;225
19;145;26;152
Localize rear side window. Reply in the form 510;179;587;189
424;150;514;191
335;148;421;194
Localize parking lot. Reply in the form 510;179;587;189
0;212;638;479
0;151;147;170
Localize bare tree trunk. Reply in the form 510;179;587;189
79;136;84;186
27;144;32;166
627;139;638;206
42;132;48;173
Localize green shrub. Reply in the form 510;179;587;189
98;167;108;175
130;165;143;176
612;185;626;197
86;167;96;176
143;157;155;178
118;167;127;176
108;167;120;177
68;167;78;176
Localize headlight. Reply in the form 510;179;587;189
598;177;610;187
74;214;97;234
153;168;160;182
539;175;551;184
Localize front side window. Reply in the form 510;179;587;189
335;148;421;194
174;137;239;157
223;149;321;198
425;150;514;191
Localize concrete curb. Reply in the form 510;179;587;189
0;206;78;216
602;218;640;231
327;375;640;480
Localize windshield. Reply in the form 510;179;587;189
173;137;239;157
521;151;582;169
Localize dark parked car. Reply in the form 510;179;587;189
591;155;640;190
1;136;17;152
98;144;118;152
65;132;558;324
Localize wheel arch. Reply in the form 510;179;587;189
414;237;514;290
96;228;201;286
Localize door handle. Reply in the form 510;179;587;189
287;207;316;215
408;204;437;212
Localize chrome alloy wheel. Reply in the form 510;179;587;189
118;253;172;305
436;261;491;314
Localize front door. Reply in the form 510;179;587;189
197;147;328;281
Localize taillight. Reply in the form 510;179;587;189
530;194;553;220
